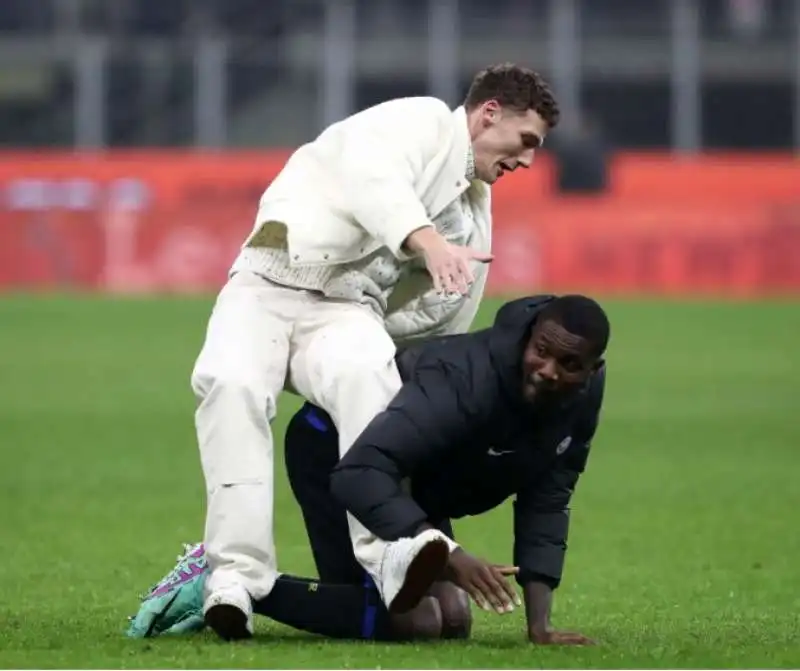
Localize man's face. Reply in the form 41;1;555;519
470;100;549;184
521;319;600;403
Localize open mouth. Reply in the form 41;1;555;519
529;374;555;392
498;162;513;175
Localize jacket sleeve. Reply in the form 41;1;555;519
330;360;477;540
335;98;453;259
513;368;606;588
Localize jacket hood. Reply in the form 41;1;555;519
490;294;601;412
488;295;556;403
492;295;556;333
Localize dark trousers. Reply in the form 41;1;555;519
284;403;453;584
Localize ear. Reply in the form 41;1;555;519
482;99;501;124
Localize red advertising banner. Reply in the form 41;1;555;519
0;151;798;296
488;200;800;296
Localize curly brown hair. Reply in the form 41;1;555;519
464;63;560;128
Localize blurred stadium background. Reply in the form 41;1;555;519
0;0;798;293
0;1;799;668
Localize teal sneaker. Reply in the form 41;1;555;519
126;542;208;638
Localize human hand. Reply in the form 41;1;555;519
405;228;493;295
443;548;520;614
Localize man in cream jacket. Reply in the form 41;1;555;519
191;63;560;641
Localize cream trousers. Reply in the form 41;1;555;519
191;271;402;599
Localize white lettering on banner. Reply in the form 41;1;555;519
2;178;150;212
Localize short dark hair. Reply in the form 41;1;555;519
464;63;560;129
539;295;610;356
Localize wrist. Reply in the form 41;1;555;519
403;225;439;254
528;622;553;643
443;546;466;581
441;536;460;555
528;621;552;636
523;581;554;638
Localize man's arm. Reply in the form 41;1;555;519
516;465;592;645
330;360;477;541
331;351;536;616
516;368;606;644
335;98;450;259
335;99;492;294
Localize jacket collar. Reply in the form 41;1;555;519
454;106;488;200
424;105;482;220
451;106;475;183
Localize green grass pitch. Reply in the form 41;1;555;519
0;295;798;669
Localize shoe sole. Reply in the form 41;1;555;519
204;604;253;641
388;537;450;614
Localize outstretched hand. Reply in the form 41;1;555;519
422;240;494;295
405;227;493;295
443;548;520;614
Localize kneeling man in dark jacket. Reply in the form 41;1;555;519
285;294;609;644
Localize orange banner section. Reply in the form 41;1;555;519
488;200;800;296
0;151;798;296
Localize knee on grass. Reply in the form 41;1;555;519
389;596;443;640
433;583;472;639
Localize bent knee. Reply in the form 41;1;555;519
326;349;397;386
442;605;472;639
191;363;278;415
389;596;442;641
434;584;472;639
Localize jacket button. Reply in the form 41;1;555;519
293;254;300;261
323;253;329;260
